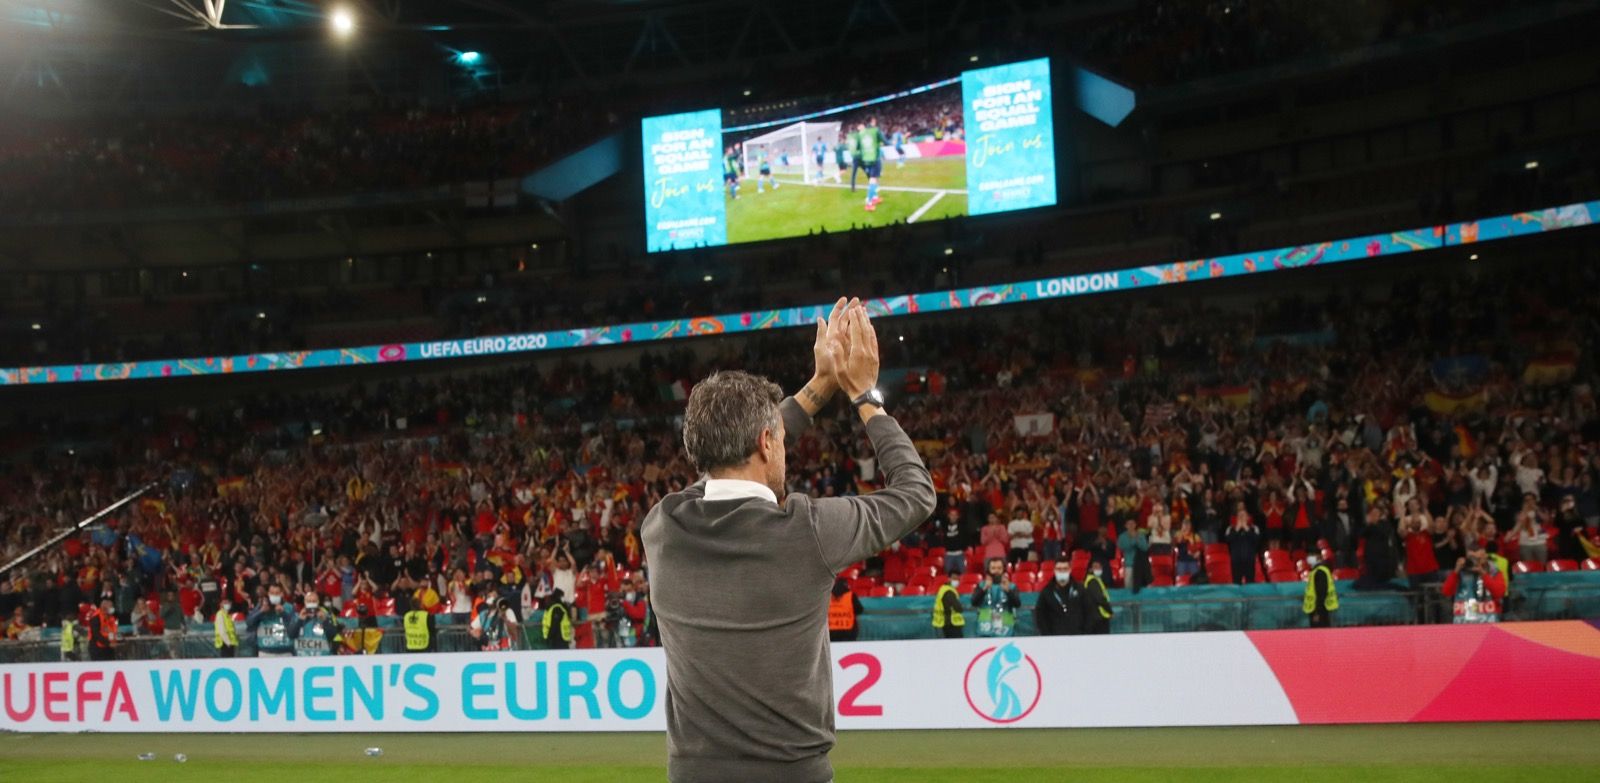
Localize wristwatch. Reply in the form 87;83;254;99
851;388;885;410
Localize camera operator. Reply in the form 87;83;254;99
1441;542;1506;624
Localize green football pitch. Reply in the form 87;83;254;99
725;155;968;244
5;723;1599;782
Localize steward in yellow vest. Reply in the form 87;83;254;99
931;581;966;638
404;608;435;652
213;603;239;657
1083;570;1112;634
1303;557;1338;628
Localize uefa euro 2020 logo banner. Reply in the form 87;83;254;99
962;643;1043;724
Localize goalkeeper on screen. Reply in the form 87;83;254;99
756;150;779;194
858;117;887;212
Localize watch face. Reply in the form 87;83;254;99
870;389;884;403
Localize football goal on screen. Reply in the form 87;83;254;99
740;120;841;182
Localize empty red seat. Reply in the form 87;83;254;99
1149;554;1175;577
1515;560;1545;574
1174;573;1194;587
1016;562;1039;575
1584;558;1600;571
1333;567;1360;580
1269;570;1302;583
1149;574;1174;587
1547;559;1579;573
1204;543;1230;559
928;547;947;561
901;584;930;597
849;577;878;594
867;585;892;598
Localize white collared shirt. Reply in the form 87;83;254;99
703;478;779;505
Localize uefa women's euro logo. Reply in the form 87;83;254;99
962;643;1042;723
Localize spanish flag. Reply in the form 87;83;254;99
1424;389;1488;415
215;476;247;498
1454;424;1479;458
438;461;466;478
1523;353;1577;386
1197;385;1253;408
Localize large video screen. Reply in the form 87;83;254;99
641;57;1056;252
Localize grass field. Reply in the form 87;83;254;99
725;155;968;244
5;723;1599;782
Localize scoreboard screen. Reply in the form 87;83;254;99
641;57;1057;253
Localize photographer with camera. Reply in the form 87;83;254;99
1441;541;1506;624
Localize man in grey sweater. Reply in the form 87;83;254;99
643;299;935;783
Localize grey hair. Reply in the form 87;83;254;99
682;370;783;473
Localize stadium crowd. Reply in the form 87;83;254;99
0;97;613;215
3;256;1600;653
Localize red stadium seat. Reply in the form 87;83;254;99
1547;559;1579;573
850;577;878;594
1514;560;1545;574
1204;543;1230;559
1149;554;1175;579
901;584;930;597
1150;574;1174;588
377;596;398;616
1268;570;1302;583
867;586;892;598
927;547;947;561
958;573;982;589
1174;573;1194;587
1016;562;1039;575
1584;559;1600;571
1333;568;1360;580
1263;550;1293;572
841;567;861;580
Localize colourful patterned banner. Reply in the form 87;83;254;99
0;200;1594;387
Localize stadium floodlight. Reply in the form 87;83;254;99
1525;160;1539;170
30;322;41;331
257;311;267;319
742;89;751;96
703;274;714;282
1470;253;1479;260
1210;211;1223;220
330;7;355;36
969;55;979;62
741;120;840;184
459;51;482;65
943;247;953;255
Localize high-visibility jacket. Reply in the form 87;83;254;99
214;609;238;648
1303;565;1339;613
542;604;573;644
403;610;432;651
1085;575;1112;619
90;609;118;648
931;584;965;628
828;592;857;631
60;620;76;653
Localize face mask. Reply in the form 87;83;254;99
1091;570;1103;580
269;595;282;606
221;604;231;612
305;601;319;610
1054;571;1071;584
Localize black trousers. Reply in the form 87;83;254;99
218;645;236;658
1087;617;1110;635
1308;609;1332;628
89;645;115;661
940;624;964;639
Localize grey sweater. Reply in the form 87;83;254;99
642;397;935;783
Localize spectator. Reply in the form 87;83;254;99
1324;496;1362;568
1118;519;1151;592
1358;505;1401;589
937;507;971;575
1033;558;1081;636
1173;518;1202;580
1039;507;1065;563
1514;495;1550;565
970;558;1020;637
1399;498;1440;583
1225;506;1261;585
1555;494;1589;562
621;572;651;647
1006;506;1035;564
4;606;30;640
979;513;1009;564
